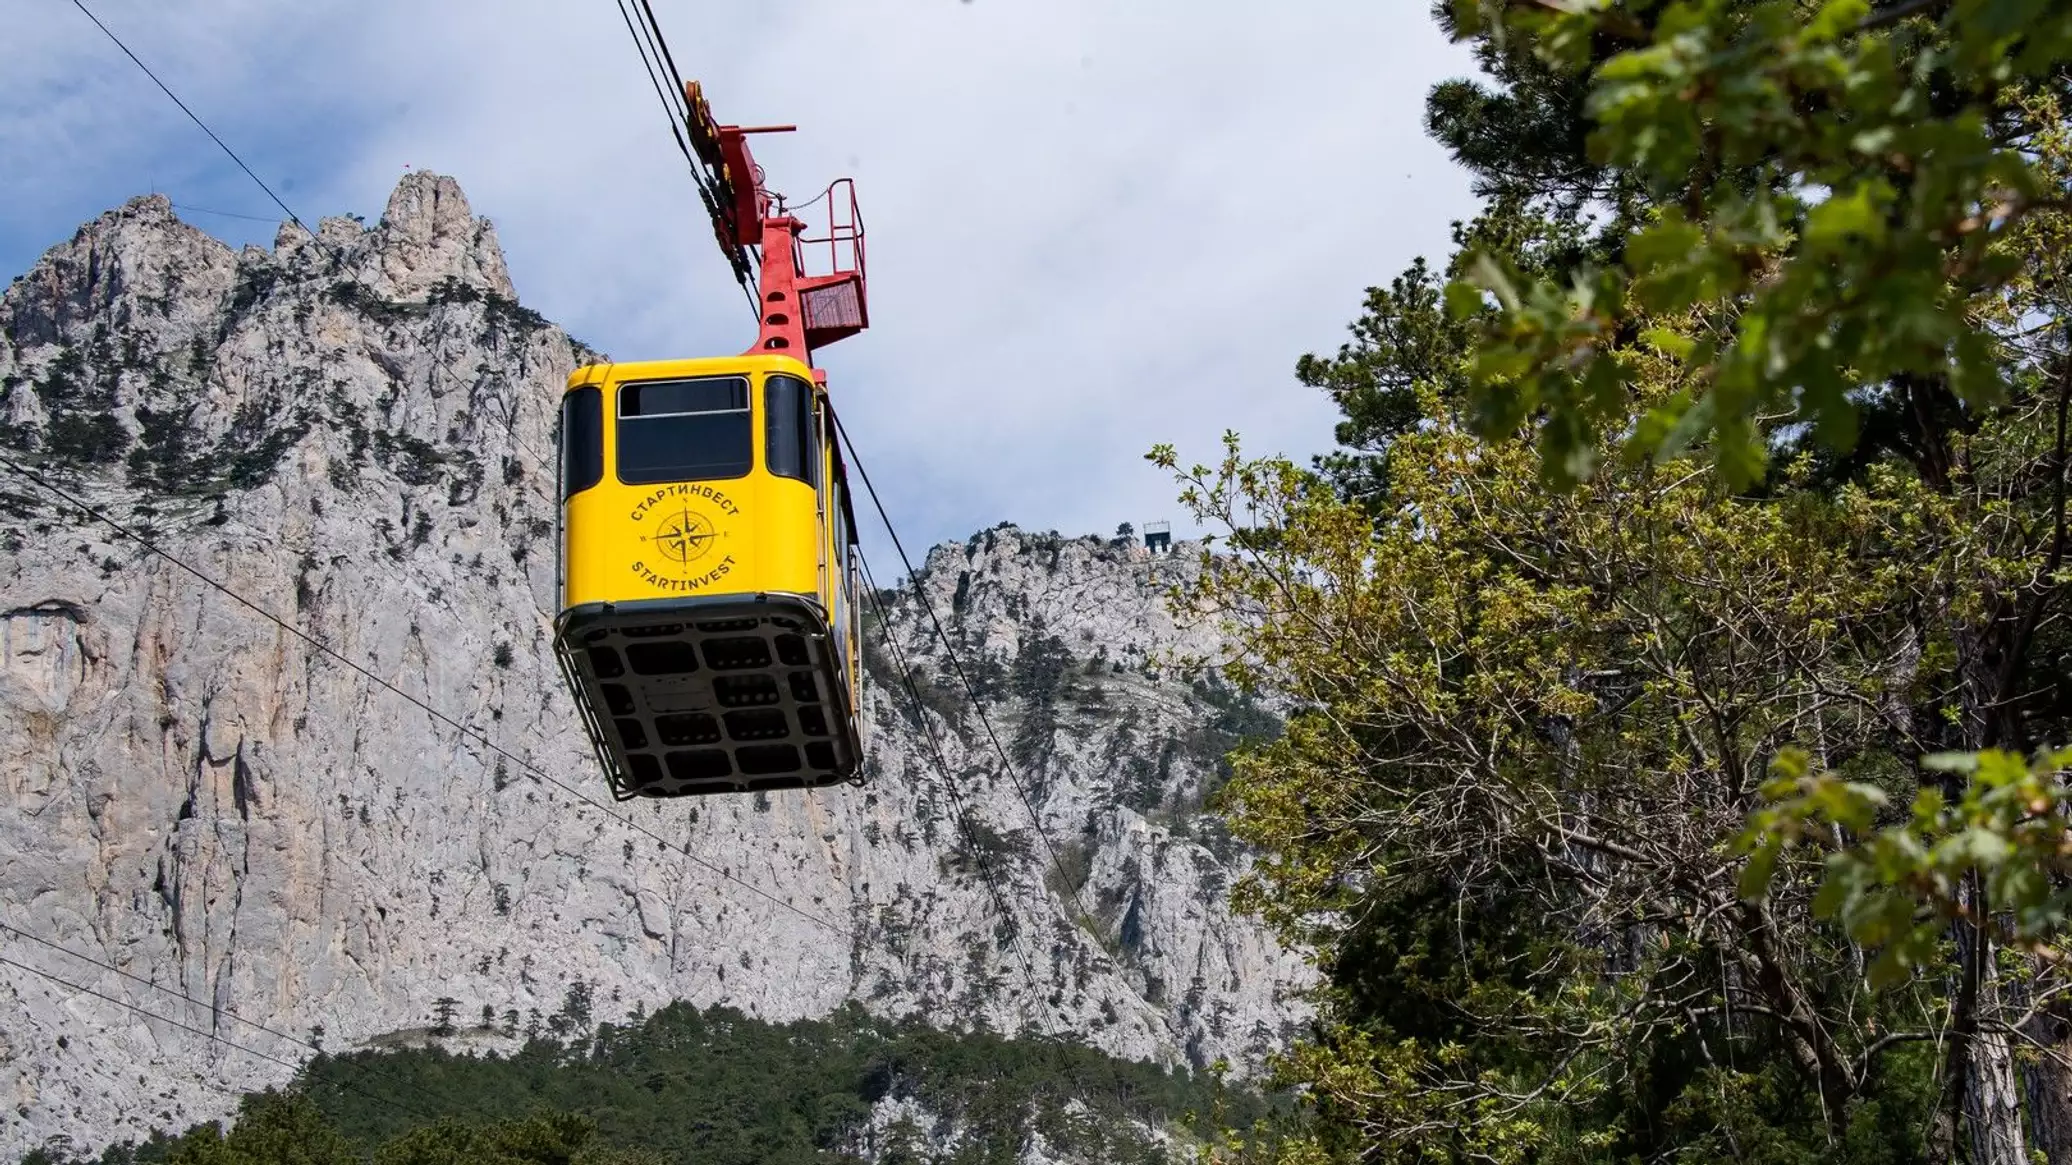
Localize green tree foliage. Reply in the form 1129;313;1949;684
1447;0;2072;491
80;1094;658;1165
32;1003;1266;1165
1152;2;2072;1160
136;1091;354;1165
1747;744;2072;983
1158;424;1965;1162
369;1113;660;1165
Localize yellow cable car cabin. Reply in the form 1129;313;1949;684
556;84;872;799
552;354;863;799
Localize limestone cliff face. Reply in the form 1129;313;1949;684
0;175;1308;1158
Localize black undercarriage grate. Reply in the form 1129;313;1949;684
555;598;859;799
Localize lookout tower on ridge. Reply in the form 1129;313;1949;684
1143;521;1171;555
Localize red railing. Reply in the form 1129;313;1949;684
795;178;865;285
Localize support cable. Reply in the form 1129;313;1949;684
0;452;847;937
1;922;322;1053
48;0;853;1117
0;946;444;1125
0;920;513;1124
632;0;764;308
634;0;694;109
833;415;1106;935
58;0;838;929
838;416;1171;1106
610;0;760;318
854;552;1056;1032
67;0;315;242
855;548;1109;1105
69;0;365;281
0;954;305;1076
170;203;287;224
612;0;699;177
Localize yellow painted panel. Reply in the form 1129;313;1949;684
560;355;824;611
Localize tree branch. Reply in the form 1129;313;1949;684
1857;0;1952;34
1991;349;2072;741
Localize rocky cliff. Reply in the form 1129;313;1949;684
0;175;1307;1158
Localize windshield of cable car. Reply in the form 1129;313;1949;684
616;376;752;484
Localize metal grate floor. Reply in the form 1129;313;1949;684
555;596;860;799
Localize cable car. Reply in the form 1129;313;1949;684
553;85;871;799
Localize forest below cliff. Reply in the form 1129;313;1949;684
15;1001;1272;1165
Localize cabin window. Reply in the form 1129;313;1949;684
616;376;752;484
764;374;819;489
561;386;603;499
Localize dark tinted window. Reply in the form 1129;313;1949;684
561;386;603;499
764;374;819;488
616;376;752;484
622;377;746;417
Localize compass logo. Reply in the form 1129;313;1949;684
648;508;717;566
629;484;739;593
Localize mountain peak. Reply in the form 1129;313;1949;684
367;171;515;301
117;191;177;222
2;192;237;351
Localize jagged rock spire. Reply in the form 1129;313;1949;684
368;171;515;301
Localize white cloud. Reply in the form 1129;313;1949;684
3;0;1480;555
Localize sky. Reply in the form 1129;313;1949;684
2;0;1481;557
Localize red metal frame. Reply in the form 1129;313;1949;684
683;82;869;366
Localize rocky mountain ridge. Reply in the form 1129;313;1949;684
0;174;1308;1158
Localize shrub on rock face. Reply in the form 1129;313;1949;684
42;411;127;465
